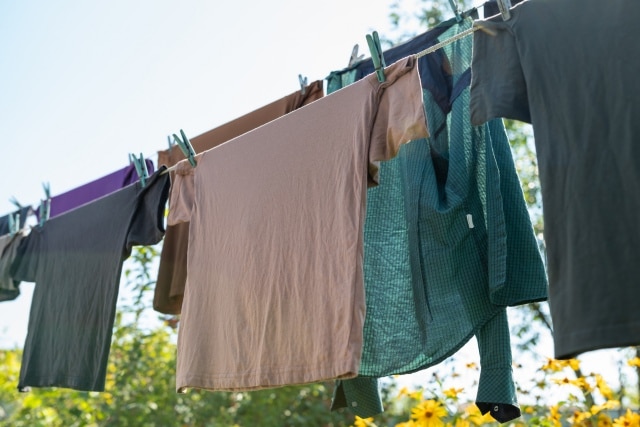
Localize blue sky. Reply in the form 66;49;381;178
0;0;410;347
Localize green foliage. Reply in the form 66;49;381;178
0;244;357;427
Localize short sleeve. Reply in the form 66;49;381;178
126;168;171;250
9;231;39;283
167;160;198;226
368;56;430;185
470;20;531;125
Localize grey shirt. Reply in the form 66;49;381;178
11;168;170;391
0;231;26;302
470;0;640;358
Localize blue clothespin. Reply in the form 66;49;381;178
448;0;463;22
168;135;175;152
172;129;197;168
129;153;149;187
298;74;308;96
366;31;386;83
39;182;51;227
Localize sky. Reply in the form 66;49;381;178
0;0;630;405
0;0;413;345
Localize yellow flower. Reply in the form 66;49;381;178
409;390;425;401
570;377;594;392
465;362;478;370
542;357;580;372
410;400;448;427
464;404;495;426
443;387;464;399
627;357;640;368
591;400;621;415
548;404;563;427
398;387;410;397
353;416;376;427
597;413;614;427
553;376;572;385
567;358;581;371
450;419;471;427
541;358;565;371
570;410;592;425
595;375;615;400
612;409;640;427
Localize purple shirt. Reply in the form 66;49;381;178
35;160;154;220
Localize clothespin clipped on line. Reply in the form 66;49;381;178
9;196;21;210
130;153;149;187
167;135;175;152
8;212;19;236
348;44;365;67
39;182;51;227
366;31;386;83
448;0;463;22
298;74;308;96
496;0;512;20
172;129;197;168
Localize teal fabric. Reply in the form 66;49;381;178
327;18;547;422
330;377;383;418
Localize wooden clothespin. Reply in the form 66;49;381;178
348;44;365;67
496;0;512;20
366;31;386;83
298;74;308;96
39;182;51;227
129;153;149;187
172;129;197;167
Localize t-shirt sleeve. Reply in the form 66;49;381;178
126;169;171;250
9;231;39;283
469;20;531;125
368;56;430;185
167;160;198;226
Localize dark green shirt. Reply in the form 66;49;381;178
328;18;547;422
11;168;170;392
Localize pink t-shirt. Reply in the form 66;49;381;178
169;56;428;392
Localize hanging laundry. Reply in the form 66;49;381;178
154;81;324;315
0;206;32;236
32;159;155;221
470;0;640;359
169;57;428;393
10;168;170;392
0;230;27;302
328;15;547;423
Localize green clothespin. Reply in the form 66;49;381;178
348;44;365;67
129;153;149;187
8;212;19;236
9;196;21;210
298;74;308;96
172;129;197;168
448;0;463;22
366;31;386;83
497;0;512;20
39;182;50;227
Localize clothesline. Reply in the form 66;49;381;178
159;21;494;176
